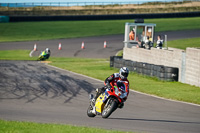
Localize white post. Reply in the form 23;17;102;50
124;23;129;48
165;34;167;49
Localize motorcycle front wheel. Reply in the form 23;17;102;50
38;55;45;61
87;105;96;117
102;98;118;118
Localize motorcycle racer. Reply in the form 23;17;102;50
92;67;129;108
38;48;51;61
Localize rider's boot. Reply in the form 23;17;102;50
94;88;103;99
118;102;124;109
89;94;95;107
90;87;106;106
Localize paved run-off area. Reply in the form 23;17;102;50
0;61;200;133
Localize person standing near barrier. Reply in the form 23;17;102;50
156;35;163;49
129;29;135;40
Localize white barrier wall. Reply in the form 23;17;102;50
185;48;200;87
123;47;200;87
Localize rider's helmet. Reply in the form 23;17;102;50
45;48;50;54
119;67;129;80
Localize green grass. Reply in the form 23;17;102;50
0;17;200;42
0;120;129;133
0;50;37;60
0;50;200;104
116;50;123;56
167;37;200;50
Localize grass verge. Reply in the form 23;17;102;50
116;50;123;56
167;37;200;50
0;50;37;60
0;17;200;42
0;120;129;133
1;50;199;104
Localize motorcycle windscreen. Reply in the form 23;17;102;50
95;91;109;113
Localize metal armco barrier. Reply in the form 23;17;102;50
110;56;179;81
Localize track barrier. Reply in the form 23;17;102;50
110;56;179;81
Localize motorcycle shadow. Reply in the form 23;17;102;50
108;118;200;125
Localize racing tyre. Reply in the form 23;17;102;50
145;70;151;76
137;62;143;68
150;69;154;77
137;68;143;74
114;58;121;64
158;72;165;78
153;70;157;76
102;98;118;118
110;56;114;67
87;105;96;117
114;63;119;68
126;65;132;71
164;67;178;74
130;61;137;67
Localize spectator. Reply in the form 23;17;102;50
156;35;163;49
129;29;135;40
144;36;151;49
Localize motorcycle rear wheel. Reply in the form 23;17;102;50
102;98;118;118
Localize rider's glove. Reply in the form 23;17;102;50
106;83;112;89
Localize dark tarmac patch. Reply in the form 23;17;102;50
74;50;82;57
0;61;94;103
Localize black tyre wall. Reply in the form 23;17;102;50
111;56;179;81
110;56;114;67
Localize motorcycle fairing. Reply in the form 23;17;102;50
95;91;109;113
38;51;49;61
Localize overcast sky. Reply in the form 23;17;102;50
0;0;176;3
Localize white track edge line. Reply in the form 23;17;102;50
29;49;34;57
115;50;121;56
46;64;200;107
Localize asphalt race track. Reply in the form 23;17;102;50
0;61;200;133
0;30;200;133
0;29;200;58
